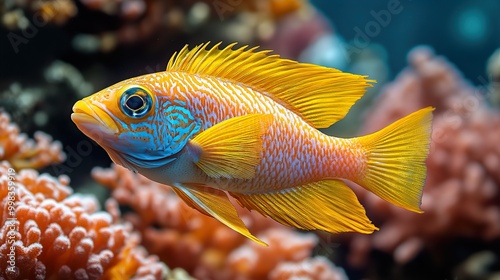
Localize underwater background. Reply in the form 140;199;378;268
1;0;499;279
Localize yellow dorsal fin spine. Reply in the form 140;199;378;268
182;44;203;70
166;42;375;128
192;42;224;73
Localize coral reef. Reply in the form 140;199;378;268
345;46;500;266
269;256;348;280
2;60;94;123
261;7;331;61
71;0;311;53
0;111;65;170
1;0;77;30
92;164;349;280
2;0;310;53
0;160;170;279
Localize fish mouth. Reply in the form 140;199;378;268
71;100;119;138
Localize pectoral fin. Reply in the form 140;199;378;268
171;183;267;246
230;180;377;234
190;114;272;179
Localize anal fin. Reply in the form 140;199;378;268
230;180;377;234
171;183;267;246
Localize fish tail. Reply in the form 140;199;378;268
353;107;434;213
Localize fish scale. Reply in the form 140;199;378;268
161;71;345;193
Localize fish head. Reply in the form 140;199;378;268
71;74;201;172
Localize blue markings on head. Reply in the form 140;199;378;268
162;105;201;155
121;149;177;169
112;100;201;171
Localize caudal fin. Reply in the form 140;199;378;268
354;107;434;213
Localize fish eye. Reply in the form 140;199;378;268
119;86;153;118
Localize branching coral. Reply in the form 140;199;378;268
345;46;500;266
0;111;65;170
92;164;348;280
0;161;168;279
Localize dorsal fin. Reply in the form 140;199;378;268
166;42;375;128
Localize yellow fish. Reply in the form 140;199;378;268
72;42;433;245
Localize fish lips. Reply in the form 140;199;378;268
71;100;119;142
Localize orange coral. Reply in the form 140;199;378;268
0;112;65;170
345;46;500;266
0;161;167;279
92;164;348;280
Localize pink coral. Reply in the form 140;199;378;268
0;112;65;170
0;161;167;279
92;164;348;280
345;46;500;266
269;256;348;280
